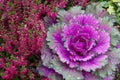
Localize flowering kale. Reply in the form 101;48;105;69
38;3;120;80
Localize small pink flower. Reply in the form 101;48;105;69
20;68;27;75
0;58;4;69
2;64;18;79
2;75;9;79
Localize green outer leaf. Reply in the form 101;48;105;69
98;16;114;28
95;48;120;78
86;2;116;20
86;2;104;17
46;23;63;50
57;9;69;22
57;6;84;23
98;16;119;46
37;65;63;80
41;44;83;80
49;56;83;80
110;28;119;46
68;6;84;15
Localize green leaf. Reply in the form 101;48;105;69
46;23;63;50
41;45;83;80
36;0;41;5
7;1;14;8
65;1;72;10
2;51;10;57
0;71;3;77
112;0;120;2
110;28;119;46
86;2;106;17
99;16;115;28
10;55;15;59
14;77;19;80
37;65;63;80
68;6;84;15
57;6;84;23
49;56;83;80
6;62;10;67
57;9;69;22
107;5;115;14
21;66;25;70
95;48;120;78
118;3;120;6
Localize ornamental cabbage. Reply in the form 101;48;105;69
38;3;120;80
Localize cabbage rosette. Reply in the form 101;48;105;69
38;3;120;80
